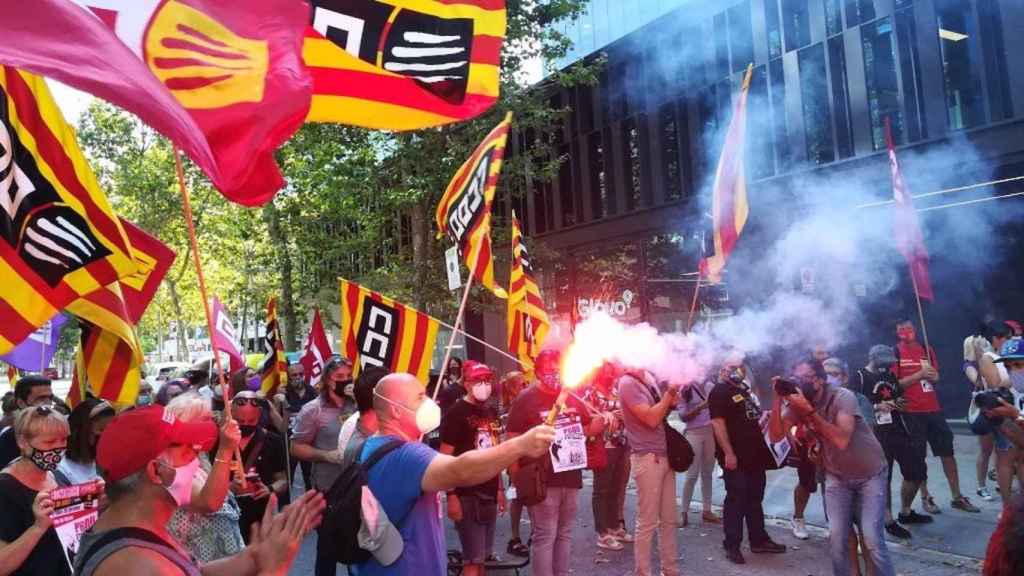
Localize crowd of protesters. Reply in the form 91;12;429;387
3;316;1024;576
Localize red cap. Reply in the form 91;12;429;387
462;360;495;383
97;406;217;482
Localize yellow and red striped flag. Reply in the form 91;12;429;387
507;212;549;374
700;64;753;283
66;283;144;408
259;297;288;397
435;113;511;298
304;0;506;130
339;279;441;383
0;67;135;354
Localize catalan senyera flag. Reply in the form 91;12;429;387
700;64;753;284
0;0;312;206
66;282;144;408
435;113;511;298
0;67;135;355
507;212;549;374
304;0;505;130
119;220;176;324
260;297;288;397
339;278;441;383
886;118;933;302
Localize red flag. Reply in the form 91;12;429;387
300;309;332;387
886;119;933;302
119;220;176;324
0;0;312;207
700;65;753;283
211;297;245;371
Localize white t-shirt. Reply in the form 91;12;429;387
337;411;361;453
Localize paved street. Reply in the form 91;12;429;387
290;430;993;575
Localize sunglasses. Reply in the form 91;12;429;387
232;397;264;407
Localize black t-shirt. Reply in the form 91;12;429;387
285;386;318;414
708;380;774;471
235;429;287;539
438;383;467;418
852;368;909;435
0;473;72;576
506;384;591;490
0;427;18;469
440;399;502;497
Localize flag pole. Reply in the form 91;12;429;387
432;261;475;402
909;265;933;355
686;274;702;332
173;148;245;486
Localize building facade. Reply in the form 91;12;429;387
474;0;1024;417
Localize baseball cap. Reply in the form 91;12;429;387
97;406;217;482
357;485;403;565
868;345;897;366
462;360;495;383
995;338;1024;363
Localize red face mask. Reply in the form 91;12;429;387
897;327;916;342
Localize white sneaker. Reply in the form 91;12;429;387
791;517;809;540
977;487;995;502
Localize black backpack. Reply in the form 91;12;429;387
321;438;405;565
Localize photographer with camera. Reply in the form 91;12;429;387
769;358;894;576
708;351;785;565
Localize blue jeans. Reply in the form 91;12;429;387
528;486;578;576
824;466;895;576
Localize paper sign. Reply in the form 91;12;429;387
548;412;587;473
50;481;103;570
765;429;791;468
445;246;462;291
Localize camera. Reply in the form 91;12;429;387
974;387;1015;411
773;378;800;397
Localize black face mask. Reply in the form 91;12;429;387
239;425;257;438
333;378;354;398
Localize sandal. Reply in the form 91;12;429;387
507;538;529;557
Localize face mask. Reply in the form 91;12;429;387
333;378;354;398
375;392;442;435
1010;370;1024;392
28;447;64;472
136;394;153;406
897;328;915;342
239;424;257;437
159;457;201;508
538;372;561;391
727;368;745;384
472;383;492;402
246;375;261;391
826;375;842;388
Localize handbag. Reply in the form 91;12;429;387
511;457;550;506
586;435;608;471
638;377;694;473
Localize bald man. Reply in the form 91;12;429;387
354;373;555;576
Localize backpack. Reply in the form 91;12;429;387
321;439;405;565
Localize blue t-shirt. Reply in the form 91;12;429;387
355;436;442;576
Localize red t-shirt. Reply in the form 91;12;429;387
896;341;941;413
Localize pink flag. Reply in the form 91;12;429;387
885;119;934;302
300;309;332;386
211;297;244;370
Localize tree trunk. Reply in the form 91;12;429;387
264;202;299;351
410;199;429;310
166;279;189;362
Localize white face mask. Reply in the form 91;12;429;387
158;457;201;508
375;392;442;435
472;383;492;402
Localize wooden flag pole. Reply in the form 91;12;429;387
909;265;933;356
686;274;702;332
432;261;475;402
173;148;245;485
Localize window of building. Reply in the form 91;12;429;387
592;0;611;49
935;0;984;130
799;44;835;165
783;0;811;52
766;0;783;60
978;0;1013;121
729;2;754;72
571;139;585;224
824;0;842;36
542;175;555;233
895;8;927;141
574;242;643;325
623;118;643;211
588;131;609;219
746;65;774;179
577;84;594;133
611;61;629;121
644;233;694;333
769;58;791;171
714;12;730;80
626;54;646;116
828;36;854;158
845;0;875;27
862;17;903;149
660;104;682;201
558;144;576;227
646;44;670;105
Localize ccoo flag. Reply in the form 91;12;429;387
259;297;288;397
700;64;753;284
0;67;136;355
507;212;549;374
0;0;312;207
886;118;933;302
304;0;505;130
300;309;333;387
211;297;245;371
435;113;511;298
339;279;440;383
